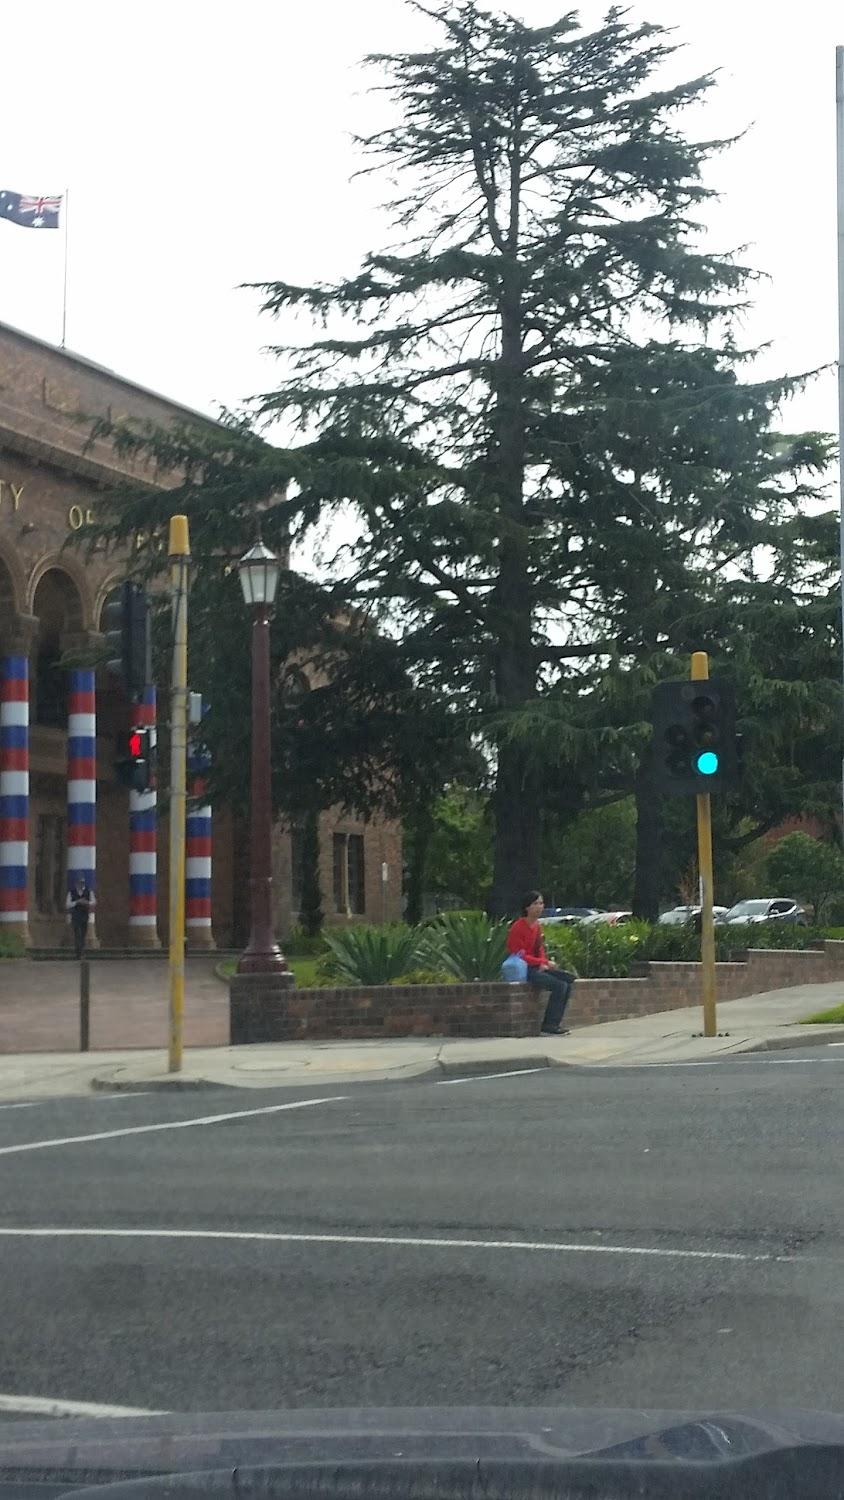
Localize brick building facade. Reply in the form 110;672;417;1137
0;320;402;950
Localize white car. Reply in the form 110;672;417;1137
717;898;807;927
541;907;603;925
579;910;635;926
658;905;728;926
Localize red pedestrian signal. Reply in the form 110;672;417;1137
116;727;155;793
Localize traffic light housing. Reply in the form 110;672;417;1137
650;679;738;796
115;727;156;793
103;580;151;703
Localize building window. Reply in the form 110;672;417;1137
333;834;347;915
348;834;365;915
333;832;365;916
291;825;304;913
35;815;65;916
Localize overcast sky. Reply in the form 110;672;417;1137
2;0;841;462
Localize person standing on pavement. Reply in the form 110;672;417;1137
506;891;575;1036
66;875;95;960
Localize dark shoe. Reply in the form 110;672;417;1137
540;1026;569;1036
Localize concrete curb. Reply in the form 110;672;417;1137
743;1026;844;1053
90;1072;235;1094
86;1029;844;1095
433;1055;554;1078
89;1053;560;1094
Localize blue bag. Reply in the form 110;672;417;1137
501;952;528;983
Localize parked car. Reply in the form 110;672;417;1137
541;907;604;925
579;910;635;926
658;905;729;926
716;898;807;927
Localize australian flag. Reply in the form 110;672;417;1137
0;191;61;229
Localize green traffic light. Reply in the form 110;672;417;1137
696;750;719;776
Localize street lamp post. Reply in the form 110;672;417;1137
236;541;289;976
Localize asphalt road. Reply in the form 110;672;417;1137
0;1051;843;1415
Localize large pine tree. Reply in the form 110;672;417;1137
81;3;834;921
249;1;826;913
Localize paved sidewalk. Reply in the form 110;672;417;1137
0;958;227;1053
0;981;838;1099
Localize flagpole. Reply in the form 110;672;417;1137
61;187;69;349
836;48;844;845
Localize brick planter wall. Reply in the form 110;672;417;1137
229;941;844;1045
230;980;546;1045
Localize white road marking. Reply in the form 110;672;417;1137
0;1225;795;1265
619;1058;844;1069
98;1091;153;1099
437;1067;548;1085
0;1096;348;1157
0;1394;166;1418
0;1094;152;1112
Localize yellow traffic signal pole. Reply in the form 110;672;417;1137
168;516;190;1073
691;651;717;1037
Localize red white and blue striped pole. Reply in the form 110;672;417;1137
129;685;159;946
0;655;29;939
66;668;97;944
186;740;214;948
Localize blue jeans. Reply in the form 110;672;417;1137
527;966;574;1031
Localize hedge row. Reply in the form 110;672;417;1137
543;918;823;980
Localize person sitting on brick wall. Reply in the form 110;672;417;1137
506;890;575;1037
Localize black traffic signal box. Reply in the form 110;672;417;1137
103;580;151;703
650;679;738;796
115;727;156;794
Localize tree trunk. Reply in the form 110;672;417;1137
632;750;662;921
489;736;541;917
404;801;434;927
488;228;537;918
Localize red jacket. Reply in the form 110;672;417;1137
506;917;546;969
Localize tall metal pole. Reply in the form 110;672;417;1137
691;650;717;1039
168;515;190;1071
836;47;844;841
237;604;286;973
60;188;69;350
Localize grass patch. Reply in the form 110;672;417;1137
801;1004;844;1025
216;954;325;987
0;931;26;960
288;956;322;988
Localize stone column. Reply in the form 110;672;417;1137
66;667;98;947
0;615;37;948
128;685;160;947
0;653;30;943
185;741;215;949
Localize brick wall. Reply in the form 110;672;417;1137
268;811;403;940
230;941;844;1044
230;978;545;1044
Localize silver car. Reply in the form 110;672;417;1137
717;898;807;927
658;905;728;926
